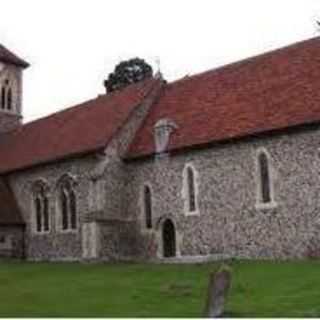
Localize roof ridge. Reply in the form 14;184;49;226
168;36;320;87
20;77;156;130
0;77;159;174
127;35;320;159
21;96;99;129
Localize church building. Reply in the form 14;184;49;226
1;37;320;261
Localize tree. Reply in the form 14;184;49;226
104;58;153;93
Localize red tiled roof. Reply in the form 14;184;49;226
0;78;157;174
0;44;29;68
127;37;320;159
0;178;24;225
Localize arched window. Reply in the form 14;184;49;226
1;87;5;110
70;190;77;229
58;176;77;231
33;181;50;233
35;196;42;232
187;167;196;212
61;187;68;230
43;196;49;231
258;150;272;204
7;88;12;110
143;185;152;229
183;164;198;214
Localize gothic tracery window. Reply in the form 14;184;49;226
7;88;12;110
0;79;13;111
35;196;42;232
1;87;5;110
33;181;50;233
58;176;77;231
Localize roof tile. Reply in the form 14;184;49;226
127;37;320;159
0;78;156;173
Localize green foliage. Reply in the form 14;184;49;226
0;260;319;317
104;58;153;93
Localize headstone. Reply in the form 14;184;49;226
204;265;232;318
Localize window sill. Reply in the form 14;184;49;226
33;230;51;235
255;201;277;210
142;227;154;234
58;229;78;234
0;109;19;116
184;209;200;217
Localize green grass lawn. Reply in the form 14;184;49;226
0;260;320;317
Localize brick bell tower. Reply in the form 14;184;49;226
0;43;29;134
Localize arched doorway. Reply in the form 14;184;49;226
162;219;176;258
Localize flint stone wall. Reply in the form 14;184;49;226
8;155;98;261
0;225;24;258
125;126;320;259
5;78;320;261
5;80;164;261
96;80;165;259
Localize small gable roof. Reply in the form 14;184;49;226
0;44;29;68
127;37;320;159
0;78;157;174
0;178;24;226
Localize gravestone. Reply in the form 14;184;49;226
204;265;232;318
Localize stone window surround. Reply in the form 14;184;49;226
140;182;154;232
255;148;277;210
182;162;200;216
156;216;182;258
31;179;51;235
55;174;79;234
0;76;17;113
0;108;16;116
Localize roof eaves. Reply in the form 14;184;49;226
124;119;320;162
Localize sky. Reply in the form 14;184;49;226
1;0;320;122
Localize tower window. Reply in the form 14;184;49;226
0;80;13;111
7;88;12;110
1;87;5;110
